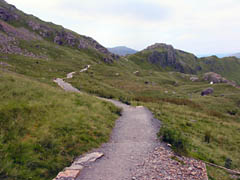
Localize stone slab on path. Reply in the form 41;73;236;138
53;152;104;180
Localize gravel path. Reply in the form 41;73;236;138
54;78;80;93
53;68;208;180
77;100;160;180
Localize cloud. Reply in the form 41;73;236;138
57;0;170;23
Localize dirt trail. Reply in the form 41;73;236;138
53;67;208;180
77;99;160;180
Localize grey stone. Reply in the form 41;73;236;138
201;88;214;96
74;152;104;165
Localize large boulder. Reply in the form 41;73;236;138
203;72;239;88
203;72;228;83
201;88;214;96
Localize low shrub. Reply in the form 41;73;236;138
224;158;232;169
119;97;131;105
227;109;238;116
204;130;212;143
158;126;190;155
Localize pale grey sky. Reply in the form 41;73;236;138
6;0;240;54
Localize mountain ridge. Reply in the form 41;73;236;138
0;0;119;62
232;53;240;58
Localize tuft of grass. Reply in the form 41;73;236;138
158;126;190;155
204;130;212;143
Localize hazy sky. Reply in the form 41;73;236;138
6;0;240;54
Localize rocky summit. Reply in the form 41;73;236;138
147;44;177;65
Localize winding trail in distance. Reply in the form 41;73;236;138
54;66;161;180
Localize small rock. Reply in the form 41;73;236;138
188;167;193;171
191;171;197;175
133;71;140;75
54;169;80;180
201;87;214;96
190;76;199;82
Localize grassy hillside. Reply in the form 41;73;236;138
199;56;240;84
0;70;120;180
127;44;240;85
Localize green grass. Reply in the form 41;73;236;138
138;85;240;180
0;70;120;180
199;56;240;84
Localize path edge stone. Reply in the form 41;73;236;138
53;152;104;180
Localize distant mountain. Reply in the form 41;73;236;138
232;53;240;58
198;53;240;58
197;53;230;58
108;46;138;56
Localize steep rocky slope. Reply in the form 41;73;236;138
0;0;118;62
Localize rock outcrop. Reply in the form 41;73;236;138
27;20;118;62
203;72;228;83
147;43;177;65
0;20;42;57
146;43;185;72
0;4;18;22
